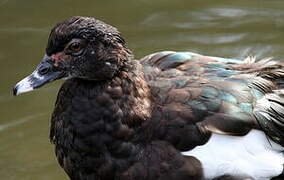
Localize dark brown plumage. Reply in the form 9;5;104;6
13;16;284;180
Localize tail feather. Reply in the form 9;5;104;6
254;90;284;146
242;57;284;146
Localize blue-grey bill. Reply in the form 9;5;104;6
13;57;65;96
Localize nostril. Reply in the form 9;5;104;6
38;67;50;75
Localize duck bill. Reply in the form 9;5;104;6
13;55;65;96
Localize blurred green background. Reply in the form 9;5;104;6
1;0;284;179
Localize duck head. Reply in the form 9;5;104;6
13;16;131;96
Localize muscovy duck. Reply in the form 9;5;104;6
13;16;284;180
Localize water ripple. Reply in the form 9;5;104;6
0;27;49;34
188;33;246;44
141;7;284;29
0;112;46;132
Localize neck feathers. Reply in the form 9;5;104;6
116;60;152;126
50;60;151;179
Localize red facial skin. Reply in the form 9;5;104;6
51;52;69;66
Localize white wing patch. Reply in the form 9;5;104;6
182;130;284;180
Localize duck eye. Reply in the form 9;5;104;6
69;42;82;52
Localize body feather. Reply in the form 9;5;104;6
142;51;284;147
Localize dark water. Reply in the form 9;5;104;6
1;0;284;179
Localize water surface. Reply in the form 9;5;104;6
1;0;284;179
